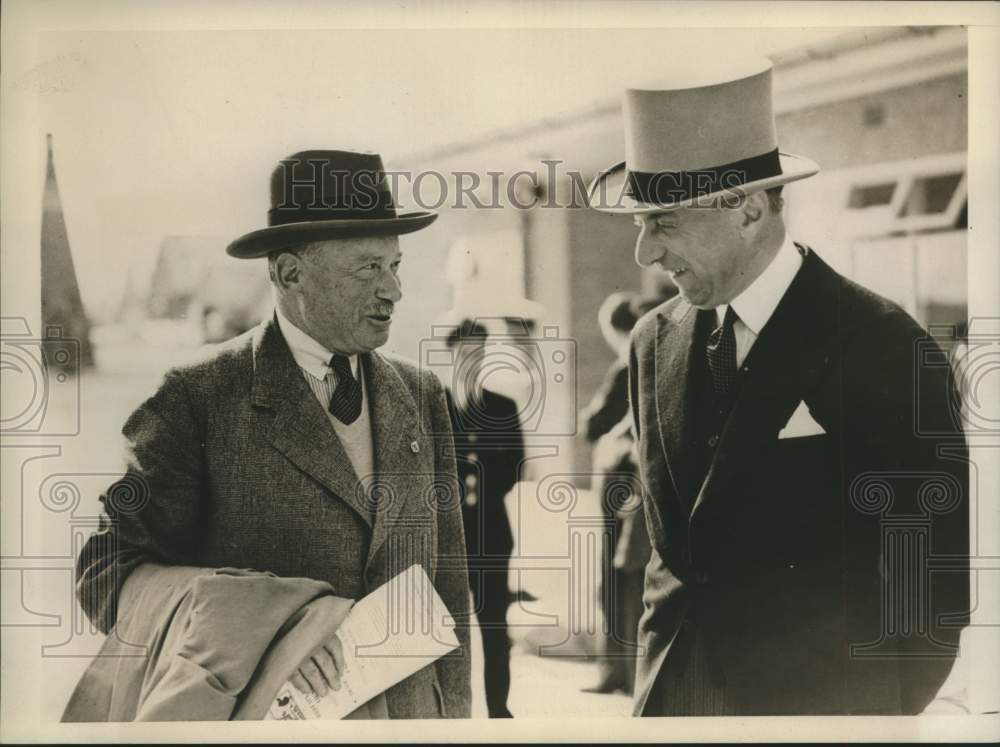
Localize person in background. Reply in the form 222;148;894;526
602;417;648;697
444;319;525;718
579;291;663;694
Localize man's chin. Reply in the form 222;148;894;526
676;287;710;309
360;326;391;350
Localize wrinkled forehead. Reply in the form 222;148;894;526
312;235;401;262
633;203;730;225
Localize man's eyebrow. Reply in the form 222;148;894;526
353;252;402;264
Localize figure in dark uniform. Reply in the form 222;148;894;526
444;319;525;718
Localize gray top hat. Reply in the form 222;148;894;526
588;59;819;213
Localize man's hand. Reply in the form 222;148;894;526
290;634;346;698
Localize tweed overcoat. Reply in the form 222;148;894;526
76;316;471;719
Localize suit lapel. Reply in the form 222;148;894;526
363;351;434;567
690;248;839;520
654;299;706;508
251;317;372;527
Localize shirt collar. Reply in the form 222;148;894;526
716;233;803;335
274;307;358;380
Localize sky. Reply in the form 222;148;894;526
17;26;857;321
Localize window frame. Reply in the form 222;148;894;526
838;151;967;238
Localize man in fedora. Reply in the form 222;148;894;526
588;60;969;715
76;150;471;719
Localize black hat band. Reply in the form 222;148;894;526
267;194;398;226
624;148;782;206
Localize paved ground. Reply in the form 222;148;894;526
3;361;635;723
466;610;632;719
506;650;632;718
5;608;633;723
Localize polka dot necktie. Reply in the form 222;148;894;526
706;306;739;399
327;354;362;425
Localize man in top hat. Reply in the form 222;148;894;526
588;60;969;715
76;150;471;719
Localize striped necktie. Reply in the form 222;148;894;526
328;354;362;425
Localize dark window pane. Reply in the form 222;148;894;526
899;173;963;216
847;182;896;208
954;200;968;229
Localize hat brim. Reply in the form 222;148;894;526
587;152;819;214
226;211;438;259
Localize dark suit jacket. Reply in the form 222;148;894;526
75;317;471;719
446;389;524;563
629;246;969;715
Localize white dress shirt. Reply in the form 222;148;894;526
715;233;803;368
274;308;374;487
274;306;359;383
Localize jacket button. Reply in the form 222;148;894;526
467;452;478;464
695;570;710;585
707;435;719;447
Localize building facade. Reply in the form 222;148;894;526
392;26;969;480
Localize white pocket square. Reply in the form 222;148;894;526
778;400;826;439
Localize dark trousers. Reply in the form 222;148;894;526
469;565;512;718
616;567;644;692
597;516;642;691
643;625;732;716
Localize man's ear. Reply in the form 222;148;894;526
740;191;766;228
273;252;303;290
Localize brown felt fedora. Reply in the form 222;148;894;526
227;149;437;259
588;59;819;214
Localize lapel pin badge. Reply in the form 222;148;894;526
410;440;420;454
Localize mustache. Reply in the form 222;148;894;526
367;303;395;317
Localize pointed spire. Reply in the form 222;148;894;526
41;133;93;370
